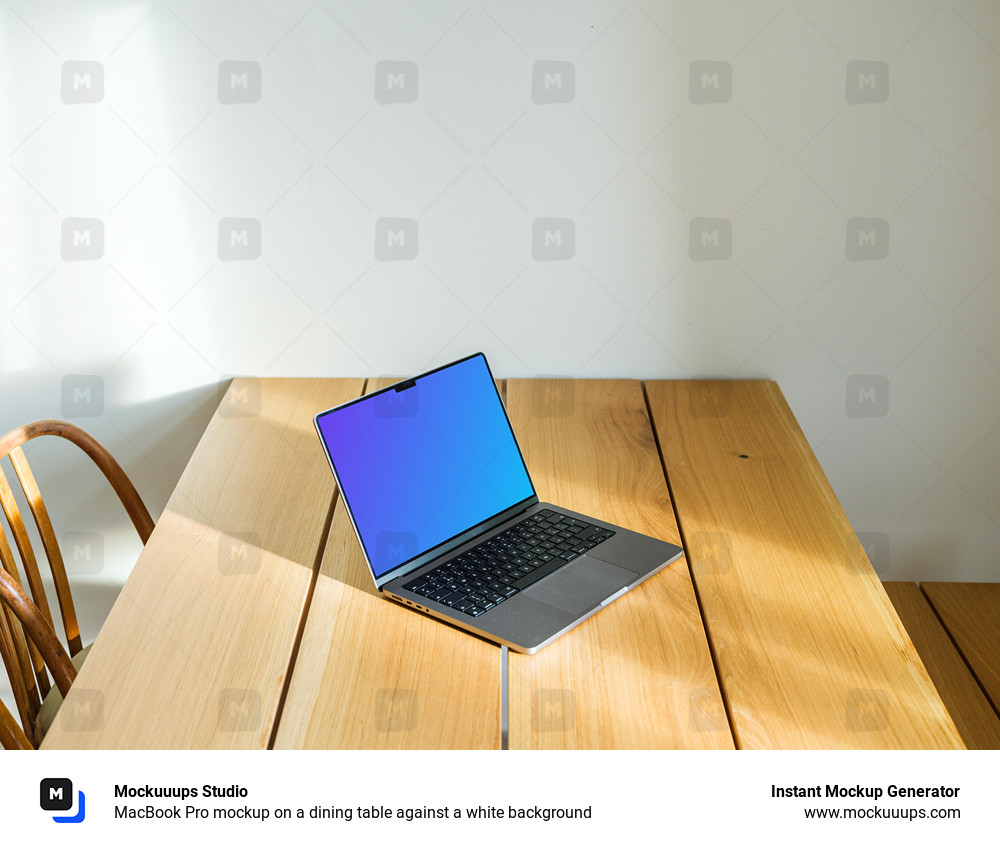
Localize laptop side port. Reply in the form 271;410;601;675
389;593;430;613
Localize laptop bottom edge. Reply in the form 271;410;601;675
385;549;680;654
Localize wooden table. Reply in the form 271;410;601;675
41;378;964;750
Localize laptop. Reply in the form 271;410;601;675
314;352;683;653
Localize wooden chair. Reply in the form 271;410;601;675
0;420;154;747
0;569;76;749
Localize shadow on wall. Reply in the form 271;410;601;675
0;368;226;541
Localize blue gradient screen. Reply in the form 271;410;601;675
316;355;535;578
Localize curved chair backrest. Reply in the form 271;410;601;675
0;420;153;747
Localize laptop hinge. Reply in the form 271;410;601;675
374;495;539;591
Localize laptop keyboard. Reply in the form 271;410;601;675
401;509;615;618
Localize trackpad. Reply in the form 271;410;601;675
524;557;638;617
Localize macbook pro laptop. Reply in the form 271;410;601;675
314;352;683;653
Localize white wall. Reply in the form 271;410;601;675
1;0;999;683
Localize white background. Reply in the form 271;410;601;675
4;749;993;847
1;2;999;712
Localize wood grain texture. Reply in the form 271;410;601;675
41;378;362;749
505;379;733;749
883;582;1000;750
0;520;45;727
646;380;964;749
0;565;78;746
0;696;31;749
9;447;82;655
921;583;1000;721
0;568;76;699
0;581;41;737
274;378;501;749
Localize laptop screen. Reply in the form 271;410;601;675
316;354;535;578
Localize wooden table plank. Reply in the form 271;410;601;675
42;378;363;749
883;582;1000;749
921;583;1000;719
504;379;733;749
646;380;964;749
274;379;501;749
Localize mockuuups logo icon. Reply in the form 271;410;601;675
62;531;105;575
375;688;418;731
375;531;418;566
375;384;418;418
529;377;575;417
533;688;574;732
689;218;732;260
375;61;418;104
60;689;104;733
690;531;733;575
846;688;889;733
218;218;261;261
40;778;86;823
217;532;262;575
375;218;418;261
61;61;103;103
532;218;574;261
532;61;575;103
846;374;889;418
846;61;889;104
40;778;74;811
61;375;104;417
61;218;104;261
846;218;889;261
218;688;262;732
218;61;261;103
219;376;262;418
689;688;727;732
856;531;890;576
689;61;732;103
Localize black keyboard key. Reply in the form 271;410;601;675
513;556;568;590
400;513;614;615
